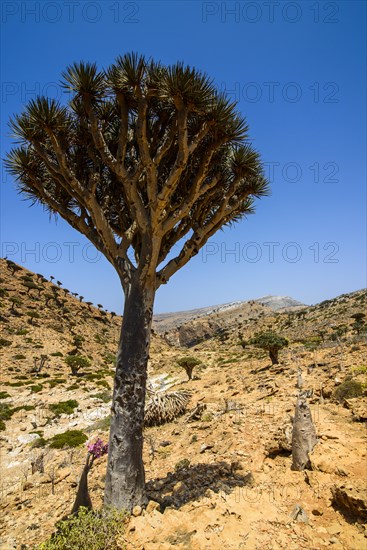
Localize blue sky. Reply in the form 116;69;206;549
1;0;366;313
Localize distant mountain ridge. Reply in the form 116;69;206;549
153;294;306;335
154;294;305;320
252;295;305;311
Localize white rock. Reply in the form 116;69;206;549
7;461;22;469
17;433;40;444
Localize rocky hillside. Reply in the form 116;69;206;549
153;295;305;337
0;258;366;549
158;289;365;349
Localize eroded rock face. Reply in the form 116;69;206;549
265;419;293;456
177;321;220;348
309;444;336;474
331;482;367;522
343;397;367;422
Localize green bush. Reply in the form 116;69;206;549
12;354;26;360
30;384;43;393
175;458;190;471
47;378;66;388
49;399;79;416
302;336;322;351
87;415;110;433
12;405;36;413
0;338;12;347
48;429;87;449
334;378;364;402
36;507;127;549
0;391;11;399
0;403;14;422
103;353;116;365
31;437;47;448
91;391;111;403
15;328;28;335
50;351;63;357
85;372;106;381
94;334;106;345
353;365;367;375
95;380;111;389
66;383;79;391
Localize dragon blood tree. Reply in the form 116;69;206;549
5;53;269;510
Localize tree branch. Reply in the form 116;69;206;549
136;92;158;210
156;195;247;288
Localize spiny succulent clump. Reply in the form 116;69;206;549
145;390;192;427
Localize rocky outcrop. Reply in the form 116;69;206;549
331;482;367;522
343;397;367;422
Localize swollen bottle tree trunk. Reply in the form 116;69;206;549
104;275;155;510
71;454;94;515
291;396;317;471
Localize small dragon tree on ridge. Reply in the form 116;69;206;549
5;53;269;511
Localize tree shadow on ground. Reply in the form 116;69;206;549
146;461;253;510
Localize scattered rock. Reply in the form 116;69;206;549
310;445;335;474
327;523;341;535
173;481;187;494
331;482;367;522
200;443;214;453
17;433;40;445
344;398;367;422
265;419;293;456
145;500;161;514
132;505;142;517
290;505;308;523
243;472;255;487
186;402;207;422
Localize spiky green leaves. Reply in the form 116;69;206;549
106;52;146;93
62;61;106;100
9;98;70;145
158;62;216;110
5;51;269;284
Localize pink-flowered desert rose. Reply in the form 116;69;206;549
87;438;109;459
71;439;109;515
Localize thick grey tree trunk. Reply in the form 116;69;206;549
104;275;155;510
291;396;317;471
